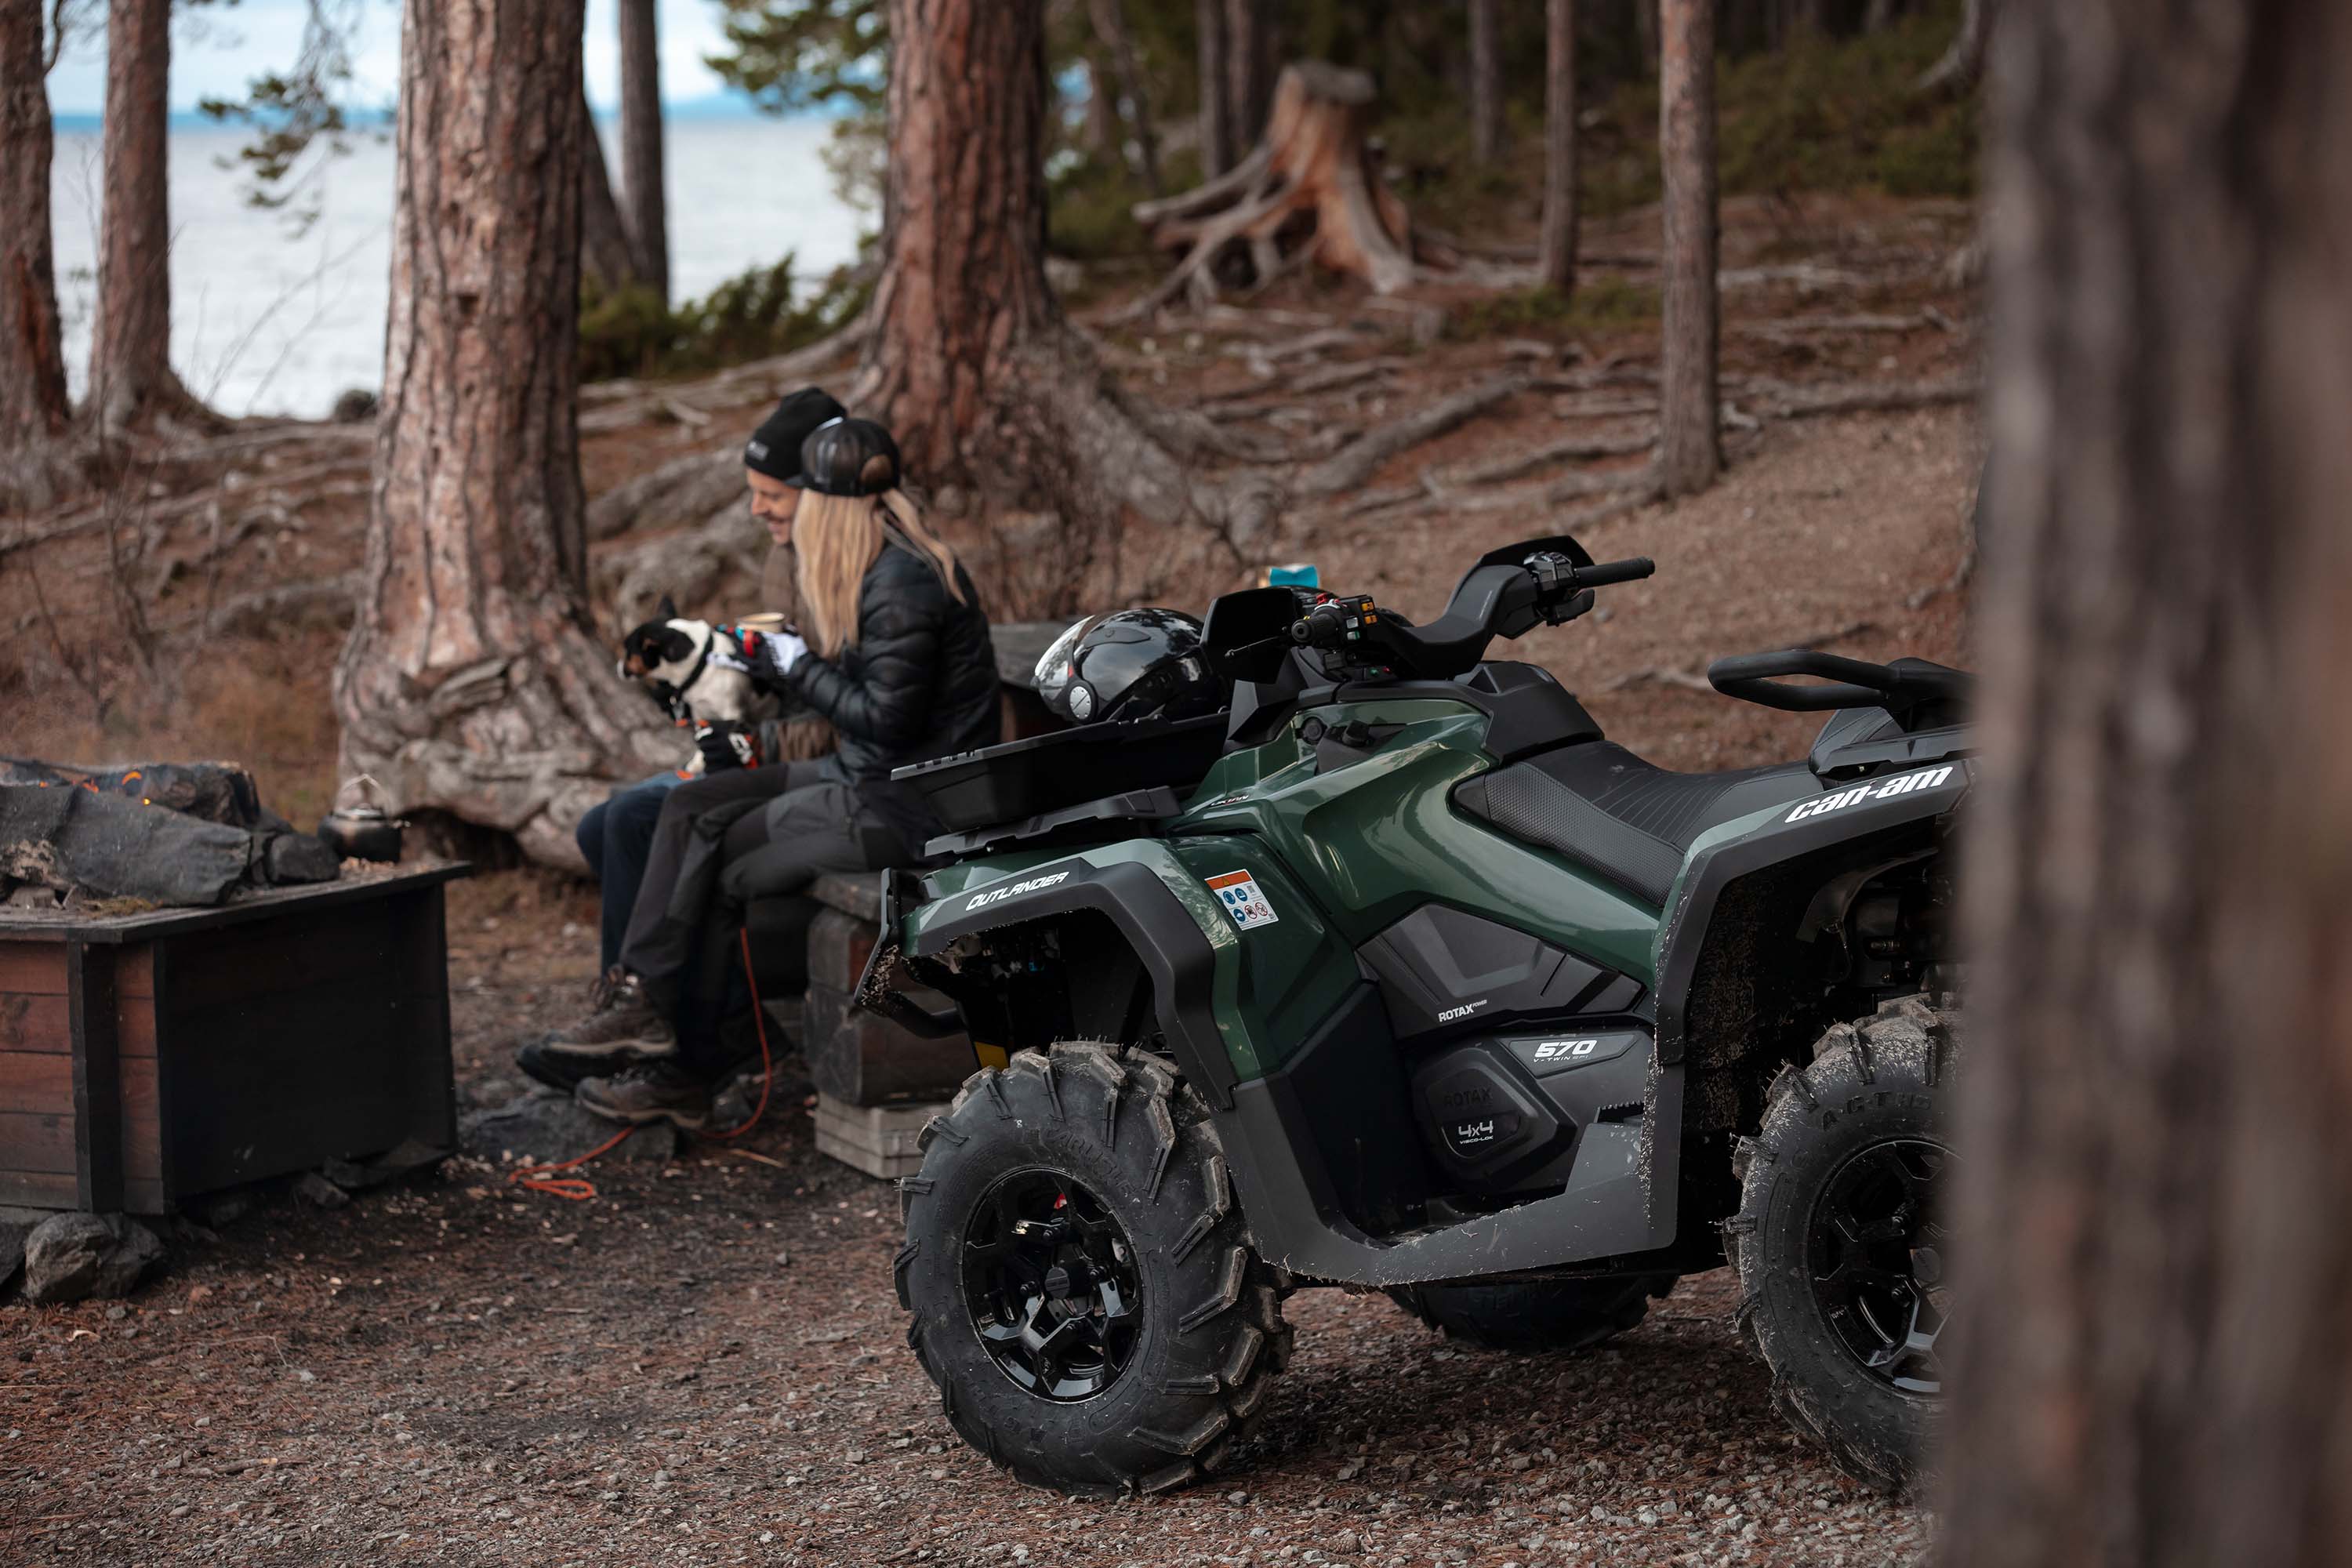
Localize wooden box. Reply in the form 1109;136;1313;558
812;1093;946;1181
799;874;975;1109
0;866;465;1214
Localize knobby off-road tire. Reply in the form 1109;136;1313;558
1730;996;1962;1497
895;1043;1293;1497
1387;1273;1679;1352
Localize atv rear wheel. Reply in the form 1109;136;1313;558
1388;1274;1678;1352
1731;996;1960;1497
895;1043;1292;1497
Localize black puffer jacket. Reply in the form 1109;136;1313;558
776;539;1000;849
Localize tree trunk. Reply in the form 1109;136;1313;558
1656;0;1718;495
1945;5;2352;1566
88;0;206;432
1224;0;1274;159
1131;63;1431;311
1196;0;1231;178
1083;50;1121;158
1635;0;1658;70
1537;0;1576;294
1087;0;1163;194
336;0;670;870
857;0;1522;617
1468;0;1504;165
1863;0;1898;33
579;85;641;293
1915;0;1990;93
1;0;72;510
617;0;668;303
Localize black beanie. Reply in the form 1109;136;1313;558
745;387;846;484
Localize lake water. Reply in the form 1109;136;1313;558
48;115;868;420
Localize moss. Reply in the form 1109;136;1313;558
1447;275;1661;341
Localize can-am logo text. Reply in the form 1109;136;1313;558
964;870;1073;913
1784;765;1955;823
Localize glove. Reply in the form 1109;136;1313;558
693;719;761;773
723;623;809;687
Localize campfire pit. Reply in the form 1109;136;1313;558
0;864;466;1214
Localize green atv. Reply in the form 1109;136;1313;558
860;536;1969;1498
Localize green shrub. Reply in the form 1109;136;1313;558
577;256;873;383
1581;0;1977;216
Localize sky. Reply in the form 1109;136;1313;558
46;0;751;117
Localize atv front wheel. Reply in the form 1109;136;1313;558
895;1043;1291;1497
1388;1273;1678;1352
1731;996;1960;1496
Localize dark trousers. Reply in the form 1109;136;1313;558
575;772;684;971
678;771;912;1082
617;762;818;1002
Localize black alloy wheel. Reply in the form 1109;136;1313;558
961;1167;1143;1402
1732;998;1964;1496
1807;1138;1951;1396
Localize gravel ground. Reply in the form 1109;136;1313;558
3;863;1936;1566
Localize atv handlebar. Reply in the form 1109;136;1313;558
1283;552;1657;678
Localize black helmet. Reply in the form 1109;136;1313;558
1033;608;1224;724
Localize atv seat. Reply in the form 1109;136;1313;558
1454;742;1822;909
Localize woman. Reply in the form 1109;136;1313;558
569;416;1001;1131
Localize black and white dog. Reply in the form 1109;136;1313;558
617;596;758;776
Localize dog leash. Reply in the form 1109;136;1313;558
510;927;778;1201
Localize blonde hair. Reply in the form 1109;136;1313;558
793;486;970;656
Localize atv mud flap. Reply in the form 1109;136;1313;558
855;869;963;1039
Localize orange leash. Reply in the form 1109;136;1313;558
508;927;775;1200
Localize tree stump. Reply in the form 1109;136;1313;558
1128;62;1441;316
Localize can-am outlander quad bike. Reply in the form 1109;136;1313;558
860;536;1968;1499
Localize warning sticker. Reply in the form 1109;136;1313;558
1205;869;1281;931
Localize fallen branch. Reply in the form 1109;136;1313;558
1753;376;1981;419
1296;374;1528;499
200;573;362;639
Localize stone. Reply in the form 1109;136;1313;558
321;1136;448;1192
194;1189;256;1229
261;831;339;886
293;1172;351;1209
22;1213;165;1304
460;1088;678;1167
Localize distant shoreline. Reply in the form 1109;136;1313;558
49;96;839;133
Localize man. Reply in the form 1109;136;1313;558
514;386;845;1093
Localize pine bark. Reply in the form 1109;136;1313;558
1468;0;1504;166
1;0;72;510
336;0;669;869
1945;4;2352;1566
1195;0;1231;178
617;0;669;301
1656;0;1718;495
88;0;205;431
855;0;1062;487
1087;0;1162;194
578;85;641;293
1224;0;1274;156
1537;0;1577;293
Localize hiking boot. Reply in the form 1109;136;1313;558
540;967;676;1059
516;1039;657;1094
575;1062;712;1132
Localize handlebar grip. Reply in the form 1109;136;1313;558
1574;557;1655;589
1289;605;1347;647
